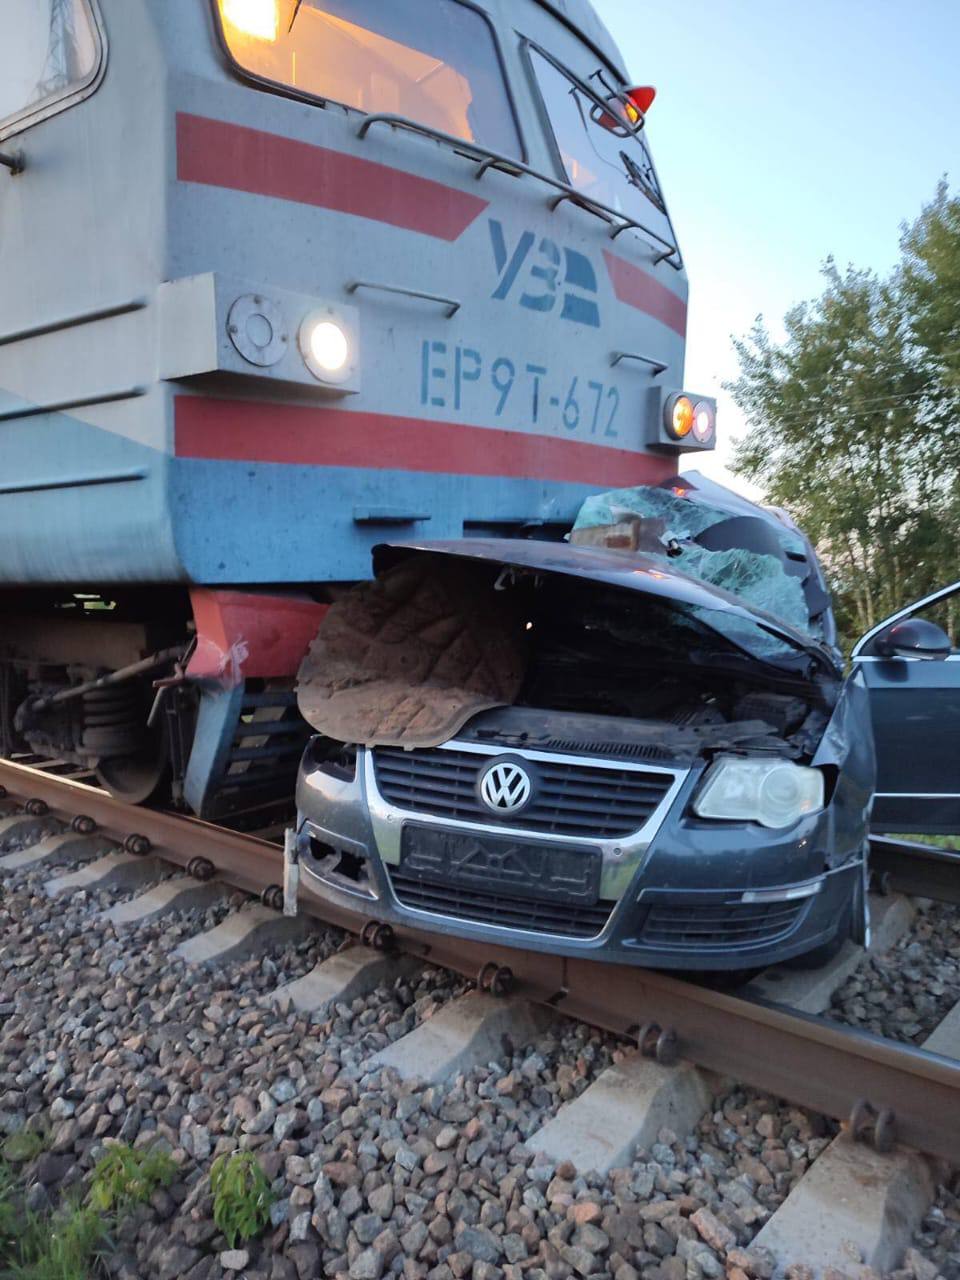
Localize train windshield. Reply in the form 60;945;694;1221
528;47;675;245
216;0;521;155
0;0;99;131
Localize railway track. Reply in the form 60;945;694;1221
0;753;958;1276
1;755;957;1162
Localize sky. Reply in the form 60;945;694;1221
597;0;960;493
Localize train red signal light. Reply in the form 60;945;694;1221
593;86;656;134
627;86;656;115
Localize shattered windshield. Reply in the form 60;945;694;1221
570;475;836;663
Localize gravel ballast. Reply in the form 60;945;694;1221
0;821;953;1279
828;901;960;1045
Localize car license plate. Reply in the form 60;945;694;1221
400;825;601;905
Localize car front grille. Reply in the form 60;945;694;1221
387;868;613;939
639;899;807;949
372;746;676;838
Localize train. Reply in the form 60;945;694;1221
0;0;713;826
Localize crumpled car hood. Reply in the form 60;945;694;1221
297;553;527;749
374;538;840;673
297;535;840;749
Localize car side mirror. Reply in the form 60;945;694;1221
874;617;952;660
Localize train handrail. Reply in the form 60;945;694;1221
356;113;682;269
346;280;461;318
610;350;669;374
0;149;24;175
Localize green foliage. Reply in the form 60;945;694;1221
0;1142;176;1280
0;1154;105;1280
901;181;960;402
210;1151;274;1248
726;182;960;651
6;1200;105;1280
86;1143;176;1216
0;1161;21;1258
891;833;960;851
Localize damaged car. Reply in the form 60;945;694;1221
293;474;875;971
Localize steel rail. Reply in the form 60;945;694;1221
2;757;959;1164
869;834;960;905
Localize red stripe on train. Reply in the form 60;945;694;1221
176;113;488;242
174;398;675;489
602;250;687;337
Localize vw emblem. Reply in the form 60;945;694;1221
479;759;532;815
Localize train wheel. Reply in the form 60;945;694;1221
95;733;169;805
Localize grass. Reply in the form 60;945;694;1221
86;1144;176;1216
889;832;960;850
210;1151;274;1249
0;1141;177;1280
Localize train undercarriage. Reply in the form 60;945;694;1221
0;586;321;826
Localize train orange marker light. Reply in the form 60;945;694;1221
665;394;694;440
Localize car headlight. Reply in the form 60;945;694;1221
692;758;824;829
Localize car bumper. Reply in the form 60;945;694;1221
295;744;864;971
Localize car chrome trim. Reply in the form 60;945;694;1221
365;739;689;861
853;655;960;663
874;791;960;799
740;878;823;904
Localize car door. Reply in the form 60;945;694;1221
852;582;960;834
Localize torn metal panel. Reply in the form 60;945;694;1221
296;554;526;748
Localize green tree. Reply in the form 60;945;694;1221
900;181;960;403
727;186;960;651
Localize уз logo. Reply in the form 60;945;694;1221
488;219;600;327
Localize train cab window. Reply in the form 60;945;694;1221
0;0;102;138
215;0;521;156
527;46;673;239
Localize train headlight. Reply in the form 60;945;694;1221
665;394;694;440
307;321;349;374
299;311;357;386
220;0;279;41
692;758;824;829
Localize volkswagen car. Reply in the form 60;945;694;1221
292;474;879;970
